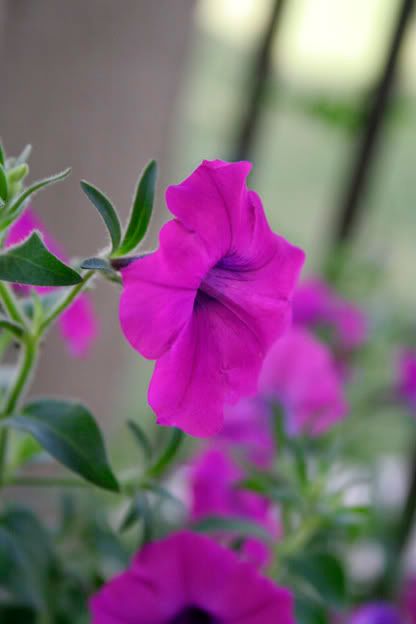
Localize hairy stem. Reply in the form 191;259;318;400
39;270;94;334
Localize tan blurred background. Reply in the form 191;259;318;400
0;0;195;428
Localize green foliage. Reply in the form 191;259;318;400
80;181;121;254
117;160;157;256
5;399;119;492
0;232;81;286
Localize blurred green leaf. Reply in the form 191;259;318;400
0;317;24;339
117;160;157;256
0;232;81;286
0;605;36;623
5;399;119;492
288;552;347;607
192;515;272;543
0;144;5;167
80;181;121;254
0;507;53;609
295;597;329;624
0;164;8;201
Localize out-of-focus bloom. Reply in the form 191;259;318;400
396;349;416;410
259;327;347;435
293;278;367;351
6;208;97;357
90;531;294;624
349;602;402;624
119;160;304;437
220;396;274;468
189;447;279;566
401;576;416;624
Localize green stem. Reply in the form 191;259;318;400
39;270;94;334
0;335;37;485
2;336;36;416
146;428;184;479
0;281;27;327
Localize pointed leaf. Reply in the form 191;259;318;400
80;180;121;253
80;257;113;272
117;160;157;255
0;318;24;339
191;515;273;543
14;144;32;166
0;165;8;201
0;232;81;285
4;399;119;492
4;168;71;225
0;144;5;166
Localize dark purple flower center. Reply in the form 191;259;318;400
170;605;220;624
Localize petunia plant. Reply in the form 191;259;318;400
0;142;415;624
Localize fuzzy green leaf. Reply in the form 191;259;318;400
80;180;121;253
117;160;157;255
0;232;81;286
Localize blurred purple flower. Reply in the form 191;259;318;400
6;208;98;357
401;576;416;624
293;278;367;351
189;447;280;567
220;396;274;468
349;603;401;624
90;531;294;624
119;160;304;437
396;349;416;410
259;327;347;435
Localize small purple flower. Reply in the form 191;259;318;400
259;327;347;435
293;278;367;351
189;447;279;566
396;349;416;410
6;208;98;357
90;531;294;624
349;602;402;624
119;160;304;437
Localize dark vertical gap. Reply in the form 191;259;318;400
330;0;414;252
231;0;286;162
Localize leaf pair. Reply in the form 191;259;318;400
3;399;119;492
81;160;156;258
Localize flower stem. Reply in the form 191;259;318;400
0;335;37;486
39;270;94;334
146;428;184;479
0;281;27;327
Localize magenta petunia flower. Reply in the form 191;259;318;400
293;278;367;351
6;208;98;357
119;160;305;436
220;397;274;468
90;531;294;624
189;447;279;566
259;327;347;436
396;349;416;410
